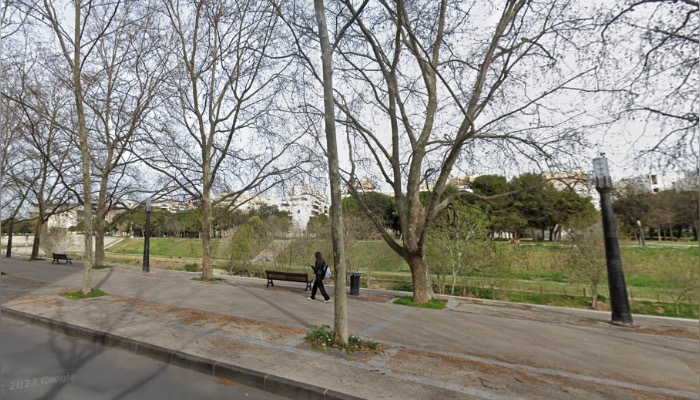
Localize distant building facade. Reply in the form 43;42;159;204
343;179;376;196
279;186;328;232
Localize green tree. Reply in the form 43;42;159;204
426;202;489;296
552;189;598;240
470;175;526;238
613;192;653;239
226;224;255;274
342;192;398;236
671;190;699;240
306;215;331;239
567;227;606;309
511;174;558;240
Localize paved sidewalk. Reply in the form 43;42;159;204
0;258;698;399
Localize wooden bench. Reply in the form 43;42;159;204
265;270;311;291
52;253;73;264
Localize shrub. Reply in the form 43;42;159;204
184;263;199;272
305;325;379;353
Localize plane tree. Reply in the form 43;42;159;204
135;0;306;281
296;0;600;303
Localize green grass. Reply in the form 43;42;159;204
103;237;698;318
514;292;592;308
92;264;111;270
631;300;699;319
63;289;108;299
108;237;269;259
394;296;447;309
464;288;698;319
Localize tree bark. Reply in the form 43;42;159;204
6;217;13;258
407;254;434;303
72;1;94;295
591;285;598;310
314;0;348;345
95;207;106;266
200;192;213;281
31;218;43;260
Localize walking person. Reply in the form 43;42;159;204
308;251;331;303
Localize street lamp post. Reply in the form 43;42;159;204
636;220;645;246
142;199;151;273
593;155;634;326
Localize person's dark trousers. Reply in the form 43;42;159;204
310;278;330;301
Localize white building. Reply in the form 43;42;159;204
618;171;688;194
220;193;278;212
671;170;699;191
47;208;80;230
151;200;194;213
279;186;328;232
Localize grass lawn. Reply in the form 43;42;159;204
104;237;698;319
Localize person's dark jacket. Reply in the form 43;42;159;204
313;259;327;279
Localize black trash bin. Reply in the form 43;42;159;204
349;272;361;295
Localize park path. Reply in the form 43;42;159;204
0;257;698;399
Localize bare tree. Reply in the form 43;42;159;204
136;0;304;281
291;1;597;303
310;0;358;344
599;0;698;168
12;0;121;293
80;0;172;266
8;74;78;259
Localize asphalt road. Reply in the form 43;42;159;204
0;317;290;400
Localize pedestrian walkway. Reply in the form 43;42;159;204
0;258;698;399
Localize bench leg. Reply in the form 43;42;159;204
305;281;312;291
266;279;274;288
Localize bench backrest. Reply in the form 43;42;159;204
265;270;308;282
53;253;68;258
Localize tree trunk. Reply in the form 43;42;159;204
6;217;13;258
31;218;43;260
66;0;94;295
407;254;434;303
95;208;106;266
200;194;213;281
590;284;598;310
314;0;348;345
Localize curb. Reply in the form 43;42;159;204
0;307;362;400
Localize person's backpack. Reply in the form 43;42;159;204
324;263;331;279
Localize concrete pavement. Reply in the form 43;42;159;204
0;257;698;399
